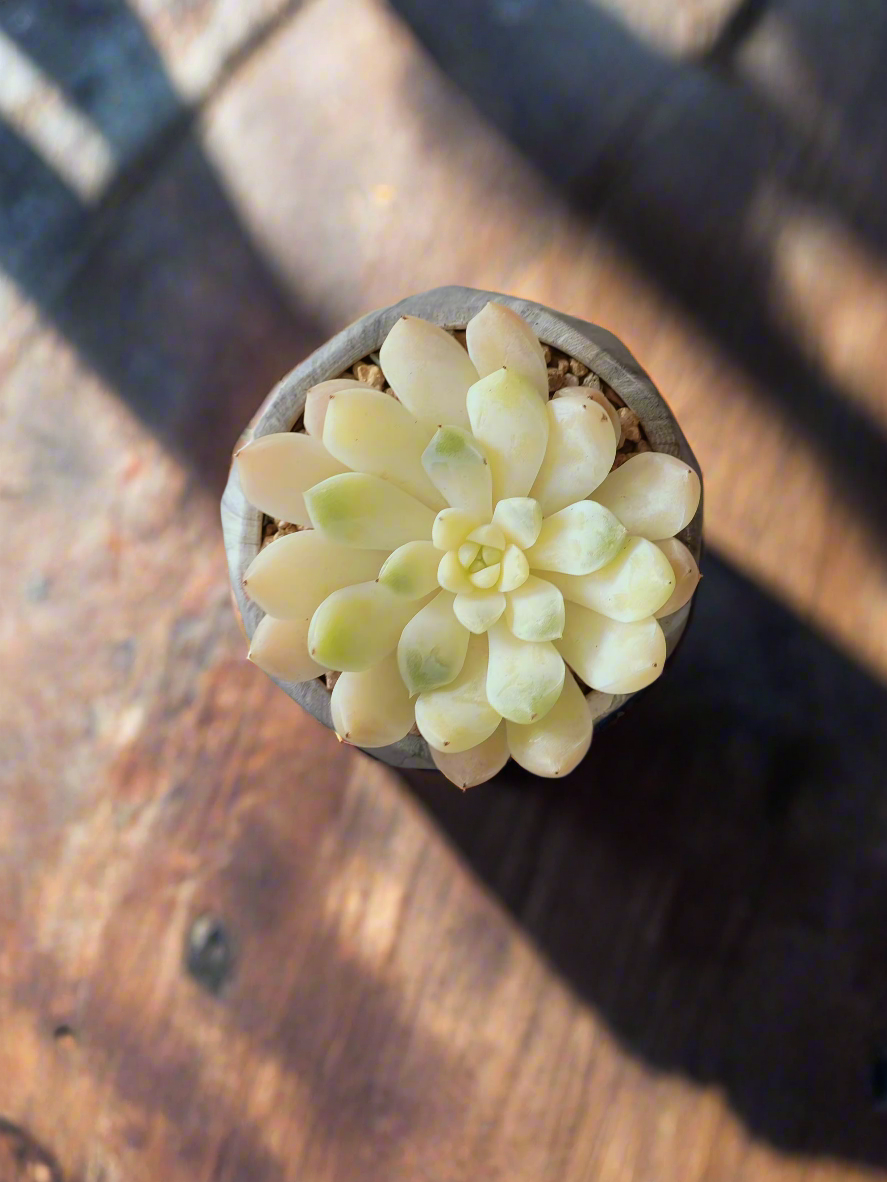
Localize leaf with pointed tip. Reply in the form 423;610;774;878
379;315;477;428
654;537;700;618
397;591;470;695
486;621;565;725
330;652;415;747
525;501;625;575
432;507;482;551
421;426;492;518
547;536;674;622
430;722;510;788
556;602;665;693
415;635;501;754
467;368;549;501
249;615;327;683
591;452;701;540
378;541;441;599
243;532;386;620
530;395;617;514
308;581;425;672
236;433;347;525
323;387;443;508
466;303;548;401
303;379;375;436
506;671;592;777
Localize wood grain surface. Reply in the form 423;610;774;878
3;0;887;1179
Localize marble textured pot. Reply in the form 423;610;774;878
221;285;703;771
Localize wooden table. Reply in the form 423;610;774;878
3;0;887;1178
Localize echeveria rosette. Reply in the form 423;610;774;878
237;303;701;787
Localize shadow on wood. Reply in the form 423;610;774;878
405;548;887;1163
0;0;325;492
387;0;887;561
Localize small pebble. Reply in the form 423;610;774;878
542;345;552;364
547;368;565;392
325;671;341;691
569;359;589;377
618;407;642;443
636;440;651;452
554;357;569;375
562;373;579;386
353;363;386;390
612;452;632;469
603;382;625;408
582;372;602;391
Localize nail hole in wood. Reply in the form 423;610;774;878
186;914;234;995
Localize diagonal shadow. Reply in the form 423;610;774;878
0;0;325;492
405;547;887;1164
387;0;887;565
706;0;887;262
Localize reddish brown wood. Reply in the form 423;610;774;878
3;0;887;1179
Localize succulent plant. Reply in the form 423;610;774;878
236;304;700;786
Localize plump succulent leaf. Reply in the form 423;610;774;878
415;635;502;753
308;581;425;672
303;378;375;437
547;536;675;622
506;671;592;777
654;538;701;618
397;591;470;695
323;387;443;508
556;602;666;693
432;507;482;551
330;652;415;747
421;426;492;518
379;315;477;429
249;614;327;682
467;368;549;501
378;540;441;599
430;721;509;788
486;621;565;725
524;500;626;575
504;576;565;641
497;544;529;592
591;452;701;540
243;532;386;620
237;432;347;525
305;472;435;550
491;497;543;549
530;395;617;514
453;590;506;634
465;302;548;401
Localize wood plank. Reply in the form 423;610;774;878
590;0;748;55
203;0;887;676
4;0;887;1179
0;0;299;370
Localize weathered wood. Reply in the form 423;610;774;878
4;0;887;1179
222;286;703;769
